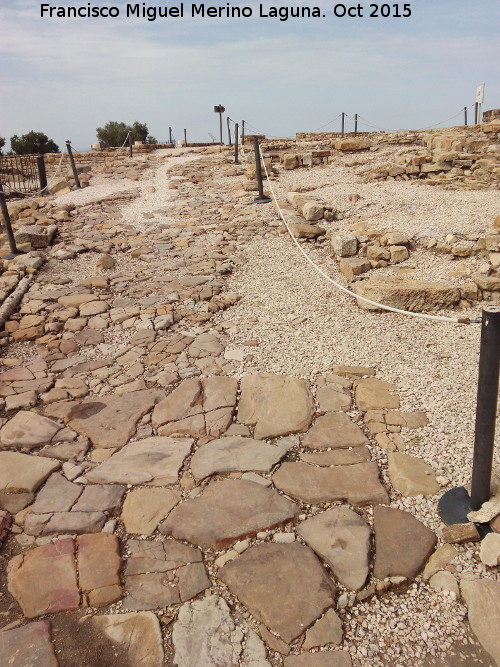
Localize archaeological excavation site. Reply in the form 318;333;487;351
0;115;499;667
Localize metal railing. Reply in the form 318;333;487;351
0;154;46;196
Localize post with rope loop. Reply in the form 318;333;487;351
241;120;245;146
128;132;133;158
184;129;188;146
227;118;232;146
36;155;48;195
341;112;345;137
474;103;479;125
65;141;81;190
253;136;271;205
354;114;358;136
464;107;468;126
234;123;240;164
169;127;173;145
0;184;24;258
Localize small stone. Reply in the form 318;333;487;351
303;609;343;649
429;570;459;596
479;532;500;566
442;522;480;543
422;544;458;580
95;253;116;270
0;620;58;667
460;577;500;665
121;487;181;535
387;452;440;496
91;612;164;666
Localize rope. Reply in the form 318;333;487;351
3;150;66;196
310;114;342;133
257;144;477;325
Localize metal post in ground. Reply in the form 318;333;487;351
128;132;133;158
438;305;499;536
65;141;81;189
169;127;173;144
184;129;187;146
0;184;24;258
253;136;271;205
227;118;232;146
341;112;345;137
36;155;48;194
219;106;223;144
234;123;240;164
464;107;468;126
470;306;500;510
474;102;479;125
242;120;245;146
354;113;358;136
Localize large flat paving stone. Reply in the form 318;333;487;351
354;378;400;411
237;374;314;439
172;594;270;667
373;505;437;579
297;506;371;590
273;462;389;506
0;411;66;450
85;436;192;485
7;537;80;618
77;533;122;607
0;620;58;667
218;542;336;643
302;413;368;450
121;487;181;535
30;472;82;513
123;539;210;610
91;612;164;667
460;576;500;666
160;479;298;548
56;389;163;448
387;452;440;496
190;436;288;481
0;451;60;494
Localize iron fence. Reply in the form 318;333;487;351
0;154;46;196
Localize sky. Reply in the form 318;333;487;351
0;0;499;150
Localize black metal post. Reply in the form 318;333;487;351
169;127;173;144
470;306;500;510
464;107;468;126
184;129;187;146
242;120;245;146
227;118;232;146
341;112;345;137
354;113;358;136
36;155;48;194
234;122;240;164
219;108;223;145
65;141;81;189
0;184;24;258
128;132;133;158
253;136;271;205
474;102;479;125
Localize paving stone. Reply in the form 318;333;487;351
160;479;298;549
38;439;90;461
219;542;336;643
0;411;64;450
273;462;388;506
0;620;58;667
30;472;82;513
300;447;370;466
64;389;163;448
442;522;480;543
422;544;458;580
151;378;203;428
190;436;288;481
373;506;437;579
91;612;164;666
85;436;192;485
71;484;125;512
123;539;209;610
429;570;459;596
302;413;369;450
303;609;343;649
172;595;248;667
355;378;400;411
29;511;107;536
479;532;500;566
460;576;500;665
77;533;122;606
201;376;238;411
237;374;314;439
0;451;60;493
259;624;290;655
387;452;440;496
316;386;351;412
7;537;80;618
121;487;181;535
297;506;371;590
284;651;352;666
0;491;34;513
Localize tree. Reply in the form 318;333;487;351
96;120;157;147
10;131;59;154
0;136;5;155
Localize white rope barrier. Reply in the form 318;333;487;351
257;144;477;325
